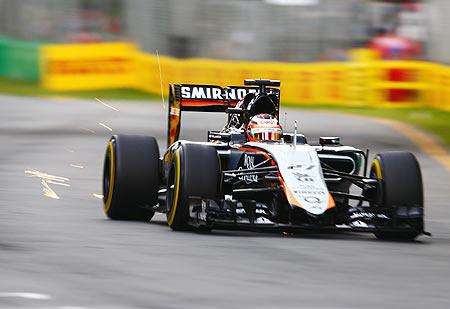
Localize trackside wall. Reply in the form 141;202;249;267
0;38;448;111
0;37;41;82
38;42;450;111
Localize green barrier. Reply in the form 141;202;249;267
0;38;41;82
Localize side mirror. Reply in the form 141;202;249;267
283;133;307;144
319;137;341;146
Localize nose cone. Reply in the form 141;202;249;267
252;143;335;215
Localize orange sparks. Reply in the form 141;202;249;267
95;98;119;111
98;122;113;132
25;169;70;199
81;127;96;134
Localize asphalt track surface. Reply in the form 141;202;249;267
1;95;449;309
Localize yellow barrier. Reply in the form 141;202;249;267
40;42;450;111
40;42;138;90
135;55;359;106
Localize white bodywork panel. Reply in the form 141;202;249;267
247;142;334;215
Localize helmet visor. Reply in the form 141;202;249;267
250;127;282;141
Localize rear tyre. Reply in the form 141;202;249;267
370;152;424;241
103;135;159;220
166;143;220;231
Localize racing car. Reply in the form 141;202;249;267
101;79;427;240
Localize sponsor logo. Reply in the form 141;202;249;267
294;190;326;195
295;184;323;190
180;86;256;101
288;164;314;170
254;118;278;125
238;154;258;183
350;212;389;220
48;58;131;75
304;196;322;203
293;172;314;182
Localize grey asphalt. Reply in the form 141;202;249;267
0;95;449;309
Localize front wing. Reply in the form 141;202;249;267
187;197;425;234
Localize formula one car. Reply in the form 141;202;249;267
102;79;427;240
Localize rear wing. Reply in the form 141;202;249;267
167;84;279;147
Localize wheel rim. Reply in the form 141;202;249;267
166;149;181;226
103;141;115;212
370;158;383;179
166;165;175;214
103;154;111;200
369;158;384;207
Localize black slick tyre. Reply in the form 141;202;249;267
166;143;220;231
370;151;424;241
103;135;159;221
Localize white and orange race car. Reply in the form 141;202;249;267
102;79;427;240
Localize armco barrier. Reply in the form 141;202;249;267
0;38;41;82
38;42;450;111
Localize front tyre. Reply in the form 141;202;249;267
166;143;220;231
370;151;424;241
103;135;159;220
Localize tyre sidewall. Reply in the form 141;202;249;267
103;135;159;220
166;143;220;230
371;151;424;240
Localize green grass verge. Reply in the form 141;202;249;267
0;77;159;100
0;77;448;147
284;103;450;148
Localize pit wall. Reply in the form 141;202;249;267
1;38;449;111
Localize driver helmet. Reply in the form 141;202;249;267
247;114;283;142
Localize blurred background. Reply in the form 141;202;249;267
0;0;446;62
0;0;449;144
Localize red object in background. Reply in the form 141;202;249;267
400;2;421;12
368;34;422;102
387;68;410;102
368;34;421;60
67;32;103;43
